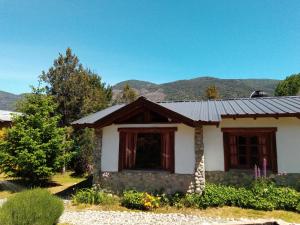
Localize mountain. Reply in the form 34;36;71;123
113;77;280;101
0;76;281;110
0;91;22;111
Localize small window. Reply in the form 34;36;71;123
222;128;277;172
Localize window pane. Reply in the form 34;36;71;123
238;145;247;155
239;156;247;165
135;133;161;170
238;136;246;145
250;136;258;144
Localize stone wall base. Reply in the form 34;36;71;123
98;171;194;194
94;171;300;194
206;171;300;191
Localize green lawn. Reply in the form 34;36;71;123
0;172;87;198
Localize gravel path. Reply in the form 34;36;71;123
59;210;281;225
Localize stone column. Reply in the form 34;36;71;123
194;125;205;194
93;128;103;184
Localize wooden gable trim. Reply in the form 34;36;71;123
90;97;203;128
118;127;178;133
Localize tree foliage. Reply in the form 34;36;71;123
40;48;112;125
115;84;138;104
40;48;112;175
0;88;72;180
275;74;300;96
205;85;220;100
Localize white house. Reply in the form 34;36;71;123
72;96;300;193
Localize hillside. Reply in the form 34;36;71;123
113;77;280;101
0;76;280;110
0;91;22;111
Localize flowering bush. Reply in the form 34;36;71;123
121;190;161;210
143;193;160;210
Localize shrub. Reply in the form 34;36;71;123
121;190;160;210
296;202;300;213
250;180;299;210
0;188;63;225
168;192;185;208
182;182;300;211
72;188;118;205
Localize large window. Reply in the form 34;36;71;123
118;127;176;172
222;128;277;172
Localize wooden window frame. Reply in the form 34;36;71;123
222;127;278;172
118;127;177;173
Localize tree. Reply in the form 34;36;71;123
40;48;112;126
0;88;72;180
115;84;138;103
205;85;220;100
40;48;112;174
275;74;300;96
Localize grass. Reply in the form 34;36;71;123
0;172;87;198
67;203;300;223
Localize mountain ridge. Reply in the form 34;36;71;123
0;76;281;110
113;76;280;102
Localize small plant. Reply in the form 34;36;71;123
72;188;118;205
0;188;63;225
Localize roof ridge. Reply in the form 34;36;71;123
157;95;300;103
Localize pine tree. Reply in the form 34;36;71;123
0;87;72;180
40;48;112;125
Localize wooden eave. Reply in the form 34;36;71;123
73;97;219;128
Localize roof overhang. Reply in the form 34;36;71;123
72;97;218;128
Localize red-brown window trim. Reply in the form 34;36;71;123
118;127;178;133
221;127;277;133
118;127;177;173
222;127;278;173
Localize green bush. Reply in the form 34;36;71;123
296;202;300;212
182;181;300;211
72;188;118;205
250;180;299;210
121;190;145;210
0;188;63;225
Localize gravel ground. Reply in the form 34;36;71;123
0;199;287;225
59;210;282;225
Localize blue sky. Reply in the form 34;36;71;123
0;0;299;94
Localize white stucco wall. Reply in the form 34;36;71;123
203;117;300;173
101;123;195;174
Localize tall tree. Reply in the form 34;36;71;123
0;88;72;180
40;48;112;125
275;74;300;96
40;48;112;175
205;85;220;100
115;84;138;104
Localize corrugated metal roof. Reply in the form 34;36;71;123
0;110;20;122
72;104;125;125
72;96;300;125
